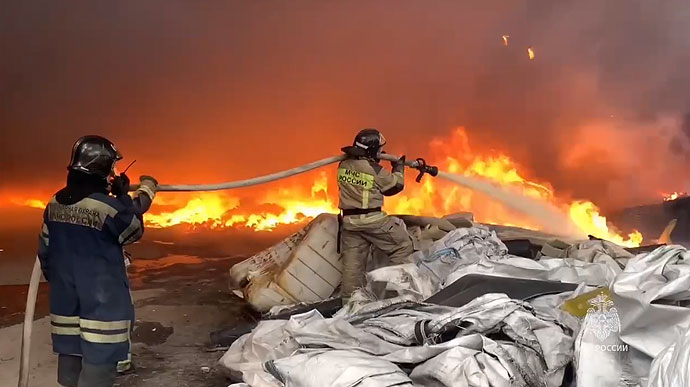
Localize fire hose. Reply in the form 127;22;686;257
128;154;438;192
17;153;437;387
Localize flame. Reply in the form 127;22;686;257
224;214;248;227
24;199;47;209
527;47;535;60
8;128;643;246
10;198;47;209
663;191;687;202
387;128;553;230
387;128;642;246
568;201;643;247
145;171;337;231
502;35;509;46
145;193;240;228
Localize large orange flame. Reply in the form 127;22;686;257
568;201;642;246
385;128;642;247
145;193;241;228
663;191;687;202
145;171;338;231
8;128;644;246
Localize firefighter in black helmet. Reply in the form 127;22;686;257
37;135;157;387
337;129;414;302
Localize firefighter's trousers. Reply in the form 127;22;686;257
340;213;414;300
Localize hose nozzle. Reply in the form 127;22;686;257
414;158;439;183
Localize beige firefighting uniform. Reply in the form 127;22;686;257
337;157;414;300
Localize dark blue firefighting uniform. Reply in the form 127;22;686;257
37;190;152;365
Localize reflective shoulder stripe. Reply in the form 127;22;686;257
118;216;142;245
52;326;81;335
81;331;130;344
80;318;130;331
79;197;119;218
46;197;119;231
51;314;80;324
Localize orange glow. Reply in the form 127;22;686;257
8;128;643;246
11;198;47;209
528;47;535;60
663;191;687;202
244;173;338;231
568;201;643;247
145;193;240;228
386;128;642;246
385;128;552;230
145;171;337;231
502;35;509;46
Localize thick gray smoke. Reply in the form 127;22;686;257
2;1;690;210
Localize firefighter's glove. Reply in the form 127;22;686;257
390;155;406;173
137;175;159;200
111;173;130;198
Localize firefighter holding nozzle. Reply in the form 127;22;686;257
337;129;417;302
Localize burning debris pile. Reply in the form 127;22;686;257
143;128;644;247
664;192;688;202
10;128;644;247
218;214;690;387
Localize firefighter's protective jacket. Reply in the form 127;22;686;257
337;157;404;211
38;189;152;364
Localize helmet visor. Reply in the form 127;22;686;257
378;133;387;149
111;144;123;161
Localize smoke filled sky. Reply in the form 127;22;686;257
3;0;690;209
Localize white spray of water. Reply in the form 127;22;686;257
437;171;586;238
